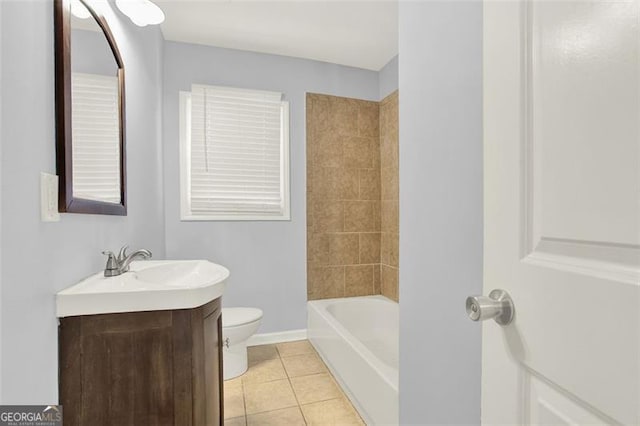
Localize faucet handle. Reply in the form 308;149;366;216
102;251;119;277
117;245;129;262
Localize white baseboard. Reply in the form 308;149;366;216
247;329;307;346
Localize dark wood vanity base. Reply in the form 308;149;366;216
59;298;223;426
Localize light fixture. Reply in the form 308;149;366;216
70;0;91;19
115;0;165;27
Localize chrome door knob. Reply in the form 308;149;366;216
466;289;514;326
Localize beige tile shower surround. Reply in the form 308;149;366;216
306;92;399;301
379;91;399;302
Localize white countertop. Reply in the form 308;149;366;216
56;260;229;317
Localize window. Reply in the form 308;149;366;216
180;85;290;221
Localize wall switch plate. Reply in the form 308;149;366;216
41;172;61;222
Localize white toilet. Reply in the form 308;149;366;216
222;307;263;380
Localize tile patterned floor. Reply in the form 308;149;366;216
224;340;364;425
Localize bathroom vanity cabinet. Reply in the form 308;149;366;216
59;298;223;426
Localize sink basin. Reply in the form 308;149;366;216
56;260;229;317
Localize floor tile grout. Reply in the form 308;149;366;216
240;378;248;425
285;365;308;425
226;340;362;425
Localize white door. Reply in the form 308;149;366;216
482;0;639;425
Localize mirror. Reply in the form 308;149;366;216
55;0;126;215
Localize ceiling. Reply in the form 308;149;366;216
156;0;398;71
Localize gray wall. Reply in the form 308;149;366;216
71;28;118;75
0;0;165;403
379;55;398;99
163;42;380;333
0;0;3;403
398;1;483;424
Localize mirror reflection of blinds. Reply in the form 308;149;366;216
71;72;120;203
190;84;285;215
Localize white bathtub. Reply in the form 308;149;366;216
307;295;398;425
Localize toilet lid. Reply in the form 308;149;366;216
222;307;263;327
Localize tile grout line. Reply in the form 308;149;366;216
299;362;365;422
242;354;293;421
342;266;346;298
278;346;309;425
308;262;381;267
240;376;248;425
232;342;363;425
288;348;349;411
280;344;343;422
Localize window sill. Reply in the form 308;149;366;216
180;213;291;222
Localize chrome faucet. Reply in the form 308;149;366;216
102;245;152;277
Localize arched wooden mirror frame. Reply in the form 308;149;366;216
54;0;127;215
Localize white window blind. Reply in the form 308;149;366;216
181;84;290;220
71;72;121;203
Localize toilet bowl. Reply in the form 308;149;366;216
222;307;263;380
